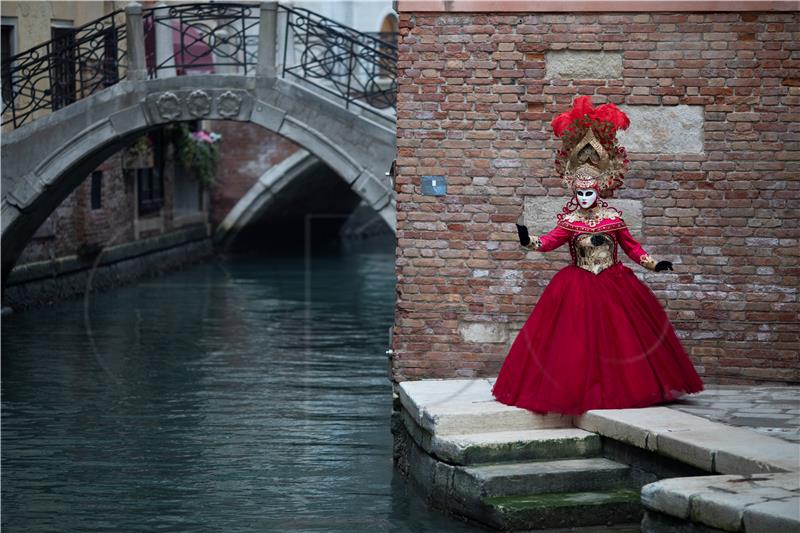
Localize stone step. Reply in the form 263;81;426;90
399;405;600;465
427;426;602;466
455;457;633;500
398;378;572;435
480;488;643;530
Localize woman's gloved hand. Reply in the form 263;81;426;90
655;260;673;272
590;234;606;246
516;224;530;246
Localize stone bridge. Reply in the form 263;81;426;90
1;2;397;286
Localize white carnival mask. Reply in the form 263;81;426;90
576;188;598;209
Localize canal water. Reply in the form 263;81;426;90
2;239;482;532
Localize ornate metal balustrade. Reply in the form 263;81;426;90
280;5;397;113
1;10;127;128
1;3;397;129
142;3;260;78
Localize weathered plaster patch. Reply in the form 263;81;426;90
459;322;509;344
618;105;704;154
545;51;623;79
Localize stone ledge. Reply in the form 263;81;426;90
641;473;800;532
400;406;601;465
2;237;213;312
574;407;800;474
7;223;210;286
395;377;800;531
398;378;800;474
397;378;571;435
399;378;800;475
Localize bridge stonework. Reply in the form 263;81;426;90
1;75;396;283
2;2;399;287
390;5;799;385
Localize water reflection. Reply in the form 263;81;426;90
2;239;483;532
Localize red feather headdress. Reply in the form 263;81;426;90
552;96;631;197
551;96;630;137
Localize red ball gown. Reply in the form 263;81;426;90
491;204;704;415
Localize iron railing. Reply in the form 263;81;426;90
280;5;397;113
370;31;399;90
142;3;260;78
1;3;398;129
1;10;127;128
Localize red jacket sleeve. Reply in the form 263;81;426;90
616;226;657;270
524;225;572;252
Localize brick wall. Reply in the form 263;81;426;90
14;120;302;271
391;10;799;384
16;153;135;264
210;121;301;227
15;128;212;267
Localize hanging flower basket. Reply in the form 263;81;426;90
174;124;222;188
123;136;154;169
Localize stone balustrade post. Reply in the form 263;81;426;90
154;2;177;78
257;1;278;78
125;2;147;80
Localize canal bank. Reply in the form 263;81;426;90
391;378;800;531
2;224;213;312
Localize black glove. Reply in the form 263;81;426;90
516;224;530;246
655;261;673;272
590;234;606;246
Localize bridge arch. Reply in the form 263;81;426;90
1;74;396;284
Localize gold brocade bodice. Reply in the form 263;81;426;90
570;233;619;275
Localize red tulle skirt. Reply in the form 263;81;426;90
491;262;704;415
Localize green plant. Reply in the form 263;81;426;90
128;135;153;157
174;123;222;187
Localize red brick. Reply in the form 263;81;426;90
392;10;799;386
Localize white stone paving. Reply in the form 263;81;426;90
398;378;800;474
397;377;800;532
397;378;572;435
667;386;800;444
641;473;800;532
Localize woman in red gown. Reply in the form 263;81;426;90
491;96;704;415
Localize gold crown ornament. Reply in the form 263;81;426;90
552;96;631;197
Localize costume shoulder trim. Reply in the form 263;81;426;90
556;205;626;232
557;218;627;232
